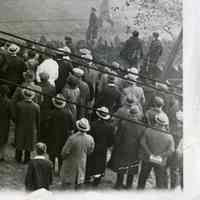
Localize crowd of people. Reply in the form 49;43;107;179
0;29;183;191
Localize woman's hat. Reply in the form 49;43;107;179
52;94;66;109
155;113;169;126
7;44;20;55
76;118;90;132
22;89;36;100
96;107;111;120
73;68;84;77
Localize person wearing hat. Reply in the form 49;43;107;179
62;75;80;121
60;118;95;189
95;74;121;113
145;96;169;130
4;44;27;96
109;105;145;189
137;112;175;189
25;142;53;191
64;36;75;54
55;47;73;93
85;107;114;186
0;85;11;161
146;32;163;79
12;70;42;106
86;7;99;42
72;68;91;119
14;88;40;164
168;110;183;189
37;72;56;143
46;94;74;172
120;30;143;68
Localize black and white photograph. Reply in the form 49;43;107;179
0;0;196;199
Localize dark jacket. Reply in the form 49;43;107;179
14;100;40;151
86;119;114;178
47;108;74;156
0;97;11;146
25;157;53;191
55;59;73;93
109;118;145;174
95;84;121;112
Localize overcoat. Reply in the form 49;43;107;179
109;117;145;174
86;119;114;178
60;132;94;186
47;108;74;157
14;100;40;151
0;97;11;146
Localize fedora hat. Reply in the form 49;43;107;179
22;89;35;100
76;118;90;132
52;94;66;109
73;68;84;78
7;44;20;55
155;113;169;126
96;107;111;120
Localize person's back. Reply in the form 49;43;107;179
25;158;53;191
25;143;53;191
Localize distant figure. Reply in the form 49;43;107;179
86;8;99;42
146;32;163;79
120;31;143;69
25;143;53;191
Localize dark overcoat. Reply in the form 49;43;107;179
25;157;53;191
15;100;40;151
47;108;74;156
0;97;11;146
109;118;145;174
86;119;114;178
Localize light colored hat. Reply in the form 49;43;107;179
80;48;91;55
155;113;169;126
22;89;35;100
112;61;120;69
156;82;168;92
52;94;66;109
176;110;183;123
81;54;93;61
96;107;111;120
7;44;20;55
126;67;138;81
58;47;71;60
76;118;90;132
73;67;84;77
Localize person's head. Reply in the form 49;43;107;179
67;75;79;89
96;107;111;120
7;44;20;56
176;110;183;127
52;94;66;109
76;118;90;132
132;30;139;38
35;142;47;155
129;105;140;120
0;84;10;98
91;7;96;13
23;70;35;83
72;68;84;79
28;50;36;59
153;96;164;109
153;32;159;39
39;72;50;83
22;89;36;101
65;36;72;45
154;113;169;129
